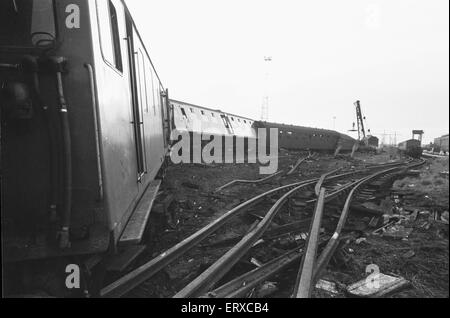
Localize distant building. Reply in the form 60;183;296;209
434;134;449;153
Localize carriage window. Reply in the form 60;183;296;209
180;108;187;117
97;0;123;72
108;1;123;71
221;115;230;129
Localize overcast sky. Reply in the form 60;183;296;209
126;0;449;144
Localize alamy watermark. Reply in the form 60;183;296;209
169;120;279;175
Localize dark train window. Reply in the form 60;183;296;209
180;108;187;117
201;110;205;115
221;115;230;128
211;113;215;117
97;0;123;72
190;108;194;113
108;1;122;71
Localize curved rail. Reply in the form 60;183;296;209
215;170;285;192
291;167;400;298
286;153;316;176
101;161;413;297
312;159;426;284
203;161;423;298
293;188;326;298
315;168;342;197
175;163;404;298
102;176;321;297
174;180;321;298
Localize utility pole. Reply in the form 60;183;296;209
261;56;272;121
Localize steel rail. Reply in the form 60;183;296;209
203;235;343;298
101;161;411;297
101;175;328;297
286;153;316;176
294;163;416;298
173;181;318;298
292;188;326;298
203;162;420;299
315;168;342;196
312;160;426;284
174;165;387;298
204;246;307;298
215;170;285;192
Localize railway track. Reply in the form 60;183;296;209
203;159;426;298
101;158;422;298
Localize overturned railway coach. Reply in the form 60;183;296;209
1;0;171;266
170;100;357;159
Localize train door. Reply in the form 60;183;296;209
125;16;146;182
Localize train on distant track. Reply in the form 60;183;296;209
1;0;356;296
398;139;423;158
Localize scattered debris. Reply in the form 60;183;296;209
133;152;448;298
255;282;278;298
250;258;264;268
368;217;380;228
315;279;340;296
356;238;367;245
402;250;416;259
382;225;414;240
347;273;410;298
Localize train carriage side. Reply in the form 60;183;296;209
1;0;112;261
398;139;422;158
256;122;352;152
91;0;169;245
170;100;257;162
0;0;169;262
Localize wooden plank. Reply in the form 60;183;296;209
106;245;147;272
119;180;161;246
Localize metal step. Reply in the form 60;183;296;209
119;180;161;247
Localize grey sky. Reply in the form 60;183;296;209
126;0;449;144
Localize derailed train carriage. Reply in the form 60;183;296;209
170;99;258;162
170;100;357;157
255;122;356;153
1;0;171;294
